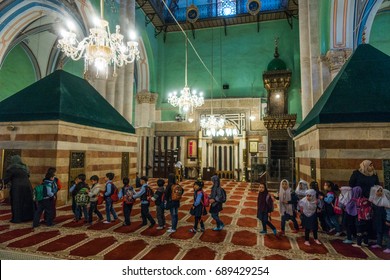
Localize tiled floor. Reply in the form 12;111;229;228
0;179;388;260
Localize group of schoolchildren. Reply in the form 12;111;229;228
32;169;227;234
32;164;389;253
256;178;390;252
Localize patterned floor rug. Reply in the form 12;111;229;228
0;179;389;260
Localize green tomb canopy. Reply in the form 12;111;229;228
296;44;390;135
0;70;135;134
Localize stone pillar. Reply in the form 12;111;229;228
123;0;136;123
299;0;312;119
114;67;125;114
106;75;116;107
308;0;322;106
239;131;246;180
95;78;107;99
325;48;353;80
135;91;158;128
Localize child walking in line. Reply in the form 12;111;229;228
296;180;308;200
118;177;135;226
352;186;370;248
152;178;166;229
342;186;359;244
70;174;89;222
189;180;206;233
103;172;118;224
133;176;156;228
275;179;299;235
209;174;225;231
257;183;277;235
323;181;342;236
310;181;328;232
299;189;321;246
88;175;103;224
369;185;390;249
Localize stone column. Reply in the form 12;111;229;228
114;67;125;114
95;78;107;99
135;91;157;127
308;0;322;105
299;0;312;119
106;75;116;107
123;0;136;123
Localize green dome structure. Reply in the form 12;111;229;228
267;57;287;71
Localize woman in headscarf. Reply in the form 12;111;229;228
343;186;361;244
349;160;380;198
276;179;299;235
298;189;321;246
368;185;390;249
3;155;34;223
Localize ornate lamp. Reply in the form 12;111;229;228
168;38;204;114
57;0;140;78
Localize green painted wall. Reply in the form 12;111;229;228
157;19;301;122
0;46;35;101
370;12;390;56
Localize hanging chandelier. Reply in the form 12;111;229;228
168;38;204;114
200;114;225;137
57;0;140;78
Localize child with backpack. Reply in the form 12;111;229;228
352;186;371;248
165;173;181;233
103;172;118;224
257;183;277;235
369;185;390;249
133;176;156;228
310;181;329;232
151;178;165;229
71;174;89;223
189;180;206;233
69;174;88;222
32;171;56;228
298;189;321;246
342;186;360;244
323;181;342;236
275;179;299;235
88;175;103;224
209;174;226;231
118;177;135;226
43;167;62;223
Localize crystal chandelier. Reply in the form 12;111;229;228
168;38;204;114
57;0;140;78
200;114;225;137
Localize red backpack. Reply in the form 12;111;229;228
357;197;372;221
110;183;119;202
201;191;210;207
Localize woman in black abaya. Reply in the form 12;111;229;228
3;155;34;223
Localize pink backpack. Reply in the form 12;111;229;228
357;197;372;221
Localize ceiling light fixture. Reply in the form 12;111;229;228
57;0;140;78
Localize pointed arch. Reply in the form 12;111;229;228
0;0;94;71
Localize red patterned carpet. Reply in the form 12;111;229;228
0;179;389;260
